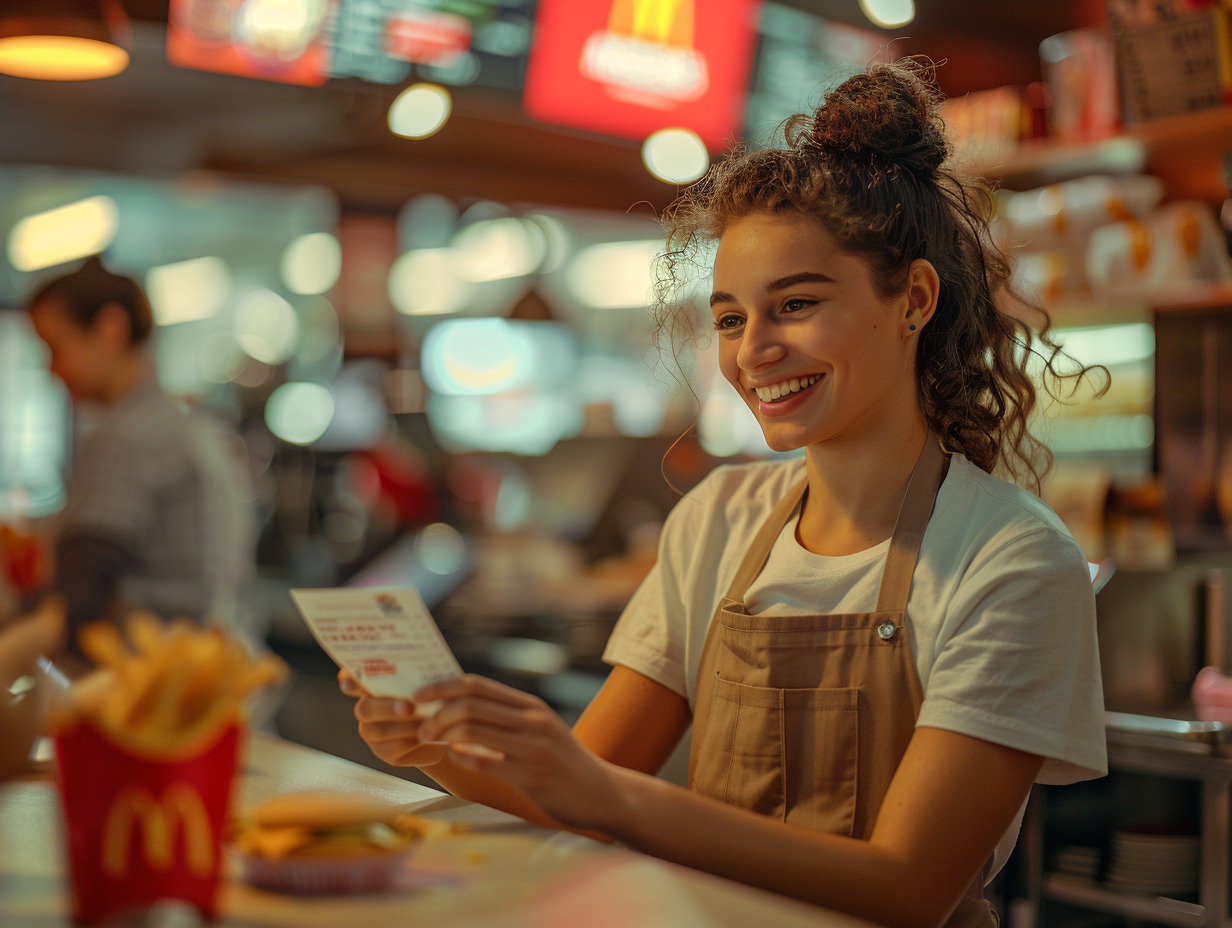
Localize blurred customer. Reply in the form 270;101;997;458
25;257;259;660
0;597;65;779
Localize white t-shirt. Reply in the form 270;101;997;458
603;453;1107;872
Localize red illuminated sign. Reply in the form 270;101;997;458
524;0;758;150
167;0;333;87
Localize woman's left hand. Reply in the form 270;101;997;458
414;674;624;833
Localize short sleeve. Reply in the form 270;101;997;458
916;527;1107;784
602;560;689;697
600;468;745;701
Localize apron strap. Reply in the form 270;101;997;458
723;477;808;603
876;437;950;613
723;437;950;610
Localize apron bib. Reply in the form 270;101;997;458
687;438;995;928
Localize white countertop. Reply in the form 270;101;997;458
0;732;878;928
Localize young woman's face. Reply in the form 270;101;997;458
710;211;919;453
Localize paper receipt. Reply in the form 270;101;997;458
290;586;463;701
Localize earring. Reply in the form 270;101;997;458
908;324;917;331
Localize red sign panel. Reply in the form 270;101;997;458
524;0;758;150
167;0;333;87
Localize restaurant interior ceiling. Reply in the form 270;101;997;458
0;0;1107;215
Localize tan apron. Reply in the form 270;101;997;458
688;438;995;927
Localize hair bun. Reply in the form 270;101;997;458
810;62;949;178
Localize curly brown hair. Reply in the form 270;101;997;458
654;59;1106;492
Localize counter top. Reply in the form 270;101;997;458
0;732;877;928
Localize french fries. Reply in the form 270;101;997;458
56;613;287;755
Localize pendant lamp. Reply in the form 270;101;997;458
0;0;131;81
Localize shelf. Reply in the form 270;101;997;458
1000;286;1232;330
1043;875;1205;927
962;105;1232;203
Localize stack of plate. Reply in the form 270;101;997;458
1051;845;1101;882
1104;828;1199;897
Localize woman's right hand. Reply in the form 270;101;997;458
338;669;449;768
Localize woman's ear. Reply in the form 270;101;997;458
904;259;940;335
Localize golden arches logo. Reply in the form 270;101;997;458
607;0;695;49
101;783;215;880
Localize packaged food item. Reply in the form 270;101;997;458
232;790;432;894
1010;249;1083;303
1000;174;1165;249
1040;28;1120;142
1086;200;1232;295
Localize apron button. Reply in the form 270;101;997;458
876;622;897;641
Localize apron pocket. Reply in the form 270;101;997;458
692;677;860;833
782;686;859;836
692;675;786;821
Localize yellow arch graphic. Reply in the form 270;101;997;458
607;0;695;48
101;782;215;880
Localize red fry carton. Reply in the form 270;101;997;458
53;719;242;925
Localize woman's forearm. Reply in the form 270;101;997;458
420;753;612;841
597;764;954;928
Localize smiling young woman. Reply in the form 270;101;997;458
345;60;1109;928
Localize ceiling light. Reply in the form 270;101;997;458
0;0;130;81
388;82;452;139
7;195;119;272
858;0;914;29
642;128;709;184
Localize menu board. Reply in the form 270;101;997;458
1116;10;1228;122
167;0;335;86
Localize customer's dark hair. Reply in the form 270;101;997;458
27;255;154;345
655;59;1106;491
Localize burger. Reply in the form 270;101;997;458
233;791;430;894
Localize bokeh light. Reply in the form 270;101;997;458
422;318;576;395
281;232;342;295
642;128;709;184
233;288;300;365
146;256;231;325
199;332;246;384
7;195;119;272
414;522;467;575
858;0;914;28
0;36;128;81
388;83;452;139
423;318;526;394
451;218;546;282
389;248;472;315
564;240;661;309
265;381;335;445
